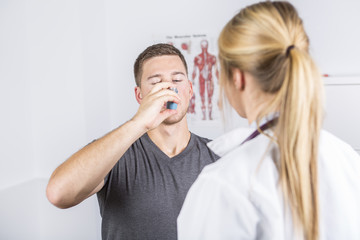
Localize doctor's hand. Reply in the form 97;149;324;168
131;82;180;131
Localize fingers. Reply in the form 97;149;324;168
147;82;180;104
132;83;181;130
148;82;176;95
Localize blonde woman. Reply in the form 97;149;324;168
177;1;360;240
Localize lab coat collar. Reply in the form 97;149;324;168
208;113;279;157
207;127;254;157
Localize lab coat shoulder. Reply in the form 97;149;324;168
178;132;280;240
177;165;260;239
204;127;277;185
318;130;360;191
319;130;360;169
318;130;360;239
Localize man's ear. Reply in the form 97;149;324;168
232;68;245;91
135;86;142;104
188;80;194;98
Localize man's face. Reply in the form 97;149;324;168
136;55;193;125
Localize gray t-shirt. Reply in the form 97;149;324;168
97;132;219;240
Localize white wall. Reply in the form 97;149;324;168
323;77;360;153
0;0;359;239
294;0;360;74
1;0;35;191
0;179;100;240
0;0;112;188
294;0;360;154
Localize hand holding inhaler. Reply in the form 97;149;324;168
166;87;178;110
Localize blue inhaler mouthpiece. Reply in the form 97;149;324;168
166;87;178;110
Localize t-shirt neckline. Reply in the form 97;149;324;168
143;132;195;162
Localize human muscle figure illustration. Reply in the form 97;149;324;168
191;40;219;120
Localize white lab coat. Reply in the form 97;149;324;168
177;126;360;240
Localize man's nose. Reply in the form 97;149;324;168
163;77;172;83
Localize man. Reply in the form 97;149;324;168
46;43;219;240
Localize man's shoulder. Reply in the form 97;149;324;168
190;132;212;144
133;133;151;147
190;132;220;160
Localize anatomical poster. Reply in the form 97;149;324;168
154;34;221;124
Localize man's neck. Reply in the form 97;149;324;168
147;121;191;158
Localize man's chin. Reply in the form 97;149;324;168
163;113;186;125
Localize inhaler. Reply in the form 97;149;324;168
166;87;178;110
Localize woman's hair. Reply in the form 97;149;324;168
218;1;324;240
133;43;188;87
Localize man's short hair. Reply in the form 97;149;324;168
134;43;188;87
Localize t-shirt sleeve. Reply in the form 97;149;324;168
177;173;259;240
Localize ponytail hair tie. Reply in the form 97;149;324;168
286;45;295;57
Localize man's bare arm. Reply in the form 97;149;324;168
46;82;180;209
46;120;147;208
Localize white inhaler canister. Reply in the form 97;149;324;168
166;87;178;110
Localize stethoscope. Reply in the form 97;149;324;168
240;118;278;146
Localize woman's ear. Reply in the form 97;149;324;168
135;86;142;104
232;68;245;91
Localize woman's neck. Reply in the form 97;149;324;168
244;89;275;125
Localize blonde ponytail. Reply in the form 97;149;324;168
218;2;324;240
276;46;323;240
